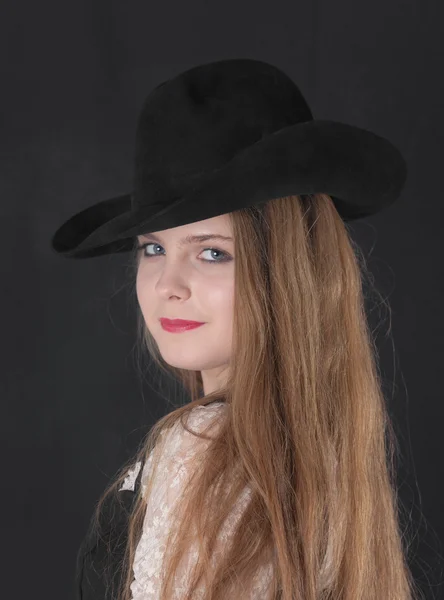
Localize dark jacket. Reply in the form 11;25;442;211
75;464;144;600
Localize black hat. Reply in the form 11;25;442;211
50;58;407;259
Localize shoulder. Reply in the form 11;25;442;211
118;402;227;493
183;401;228;435
163;401;228;459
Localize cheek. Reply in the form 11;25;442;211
212;291;234;338
200;279;235;314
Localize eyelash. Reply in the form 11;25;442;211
136;242;232;265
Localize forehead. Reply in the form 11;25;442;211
137;214;233;242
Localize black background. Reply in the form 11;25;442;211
1;1;443;598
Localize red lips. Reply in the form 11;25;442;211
159;318;205;332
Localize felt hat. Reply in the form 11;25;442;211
50;58;407;259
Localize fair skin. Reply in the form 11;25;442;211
136;214;235;396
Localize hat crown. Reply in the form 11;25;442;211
132;59;313;209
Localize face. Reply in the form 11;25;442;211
136;214;235;396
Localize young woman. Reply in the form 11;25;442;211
51;58;421;600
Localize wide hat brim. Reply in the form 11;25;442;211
51;118;407;259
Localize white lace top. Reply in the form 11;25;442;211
120;401;274;599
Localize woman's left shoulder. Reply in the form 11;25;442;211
185;401;228;434
118;403;227;492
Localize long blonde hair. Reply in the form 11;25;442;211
88;193;423;599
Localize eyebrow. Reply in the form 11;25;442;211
138;232;233;245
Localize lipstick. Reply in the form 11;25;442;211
159;318;205;333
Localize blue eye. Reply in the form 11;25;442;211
136;242;232;264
